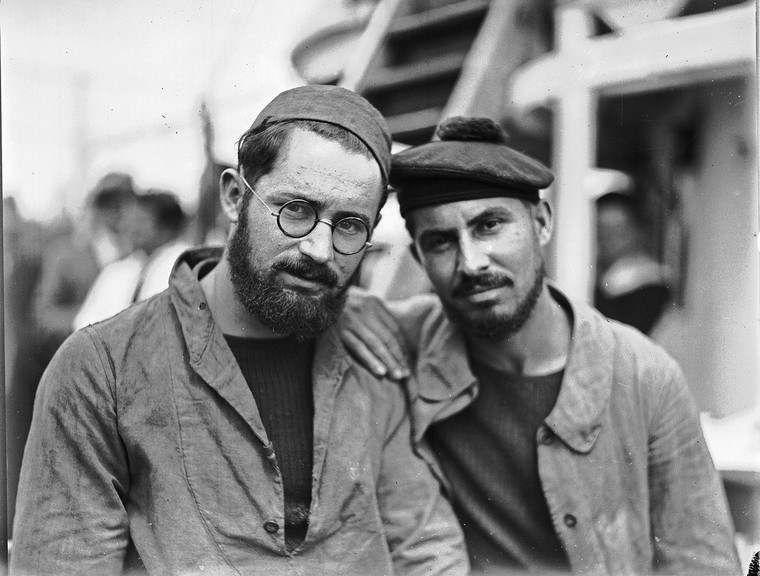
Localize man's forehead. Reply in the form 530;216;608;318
281;129;381;178
260;135;384;218
410;196;527;228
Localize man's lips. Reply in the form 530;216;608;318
452;274;513;299
273;258;339;289
281;270;329;289
458;285;501;297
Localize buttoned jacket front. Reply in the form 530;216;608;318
389;286;740;576
12;248;468;576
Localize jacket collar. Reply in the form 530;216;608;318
413;284;615;454
410;305;478;445
167;248;351;466
169;248;272;445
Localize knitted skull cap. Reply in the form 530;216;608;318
250;85;392;182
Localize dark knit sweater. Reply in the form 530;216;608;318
429;362;569;572
225;335;315;551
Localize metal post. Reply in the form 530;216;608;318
1;32;10;569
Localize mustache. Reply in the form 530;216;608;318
272;257;340;288
451;272;513;298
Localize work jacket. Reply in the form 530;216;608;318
12;248;468;576
389;286;741;575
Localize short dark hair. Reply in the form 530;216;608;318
236;118;388;207
137;190;187;236
89;172;136;210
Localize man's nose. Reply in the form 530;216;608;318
457;235;490;276
298;220;334;264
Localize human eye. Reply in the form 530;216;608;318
335;218;365;236
280;201;313;220
420;233;454;254
475;217;505;236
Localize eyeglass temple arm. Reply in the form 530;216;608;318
241;174;279;217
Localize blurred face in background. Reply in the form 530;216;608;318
129;202;164;255
87;194;137;258
595;201;639;270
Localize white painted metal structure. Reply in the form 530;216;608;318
508;5;758;554
508;1;756;302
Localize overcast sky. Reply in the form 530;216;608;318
2;0;335;221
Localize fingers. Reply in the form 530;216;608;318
341;329;391;379
342;288;411;381
342;317;411;380
371;312;411;379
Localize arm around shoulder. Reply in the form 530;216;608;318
341;288;440;380
11;328;131;576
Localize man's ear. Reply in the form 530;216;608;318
220;168;244;224
533;199;554;247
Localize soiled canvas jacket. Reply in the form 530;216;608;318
12;248;468;576
389;286;741;576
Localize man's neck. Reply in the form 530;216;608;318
199;253;286;339
465;285;572;376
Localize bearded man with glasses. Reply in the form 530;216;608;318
12;85;468;576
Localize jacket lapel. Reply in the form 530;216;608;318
544;287;614;453
411;315;478;445
169;251;271;447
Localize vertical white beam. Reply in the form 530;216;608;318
339;0;405;92
552;90;597;302
550;4;597;302
555;1;593;48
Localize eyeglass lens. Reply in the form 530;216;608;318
277;200;369;255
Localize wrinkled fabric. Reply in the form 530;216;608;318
12;248;468;576
389;285;741;576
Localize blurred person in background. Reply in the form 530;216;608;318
32;172;137;363
3;196;45;538
73;188;191;329
3;197;44;390
341;117;740;575
12;85;467;576
591;169;671;335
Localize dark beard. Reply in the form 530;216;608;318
449;261;546;340
227;196;349;339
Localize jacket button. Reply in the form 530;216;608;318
263;521;280;534
564;514;577;528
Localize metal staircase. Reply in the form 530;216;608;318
354;0;490;145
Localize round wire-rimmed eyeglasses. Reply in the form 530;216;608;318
239;173;373;256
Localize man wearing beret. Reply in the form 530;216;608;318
12;86;468;575
342;117;740;574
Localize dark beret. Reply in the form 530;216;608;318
391;117;554;217
251;85;392;182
